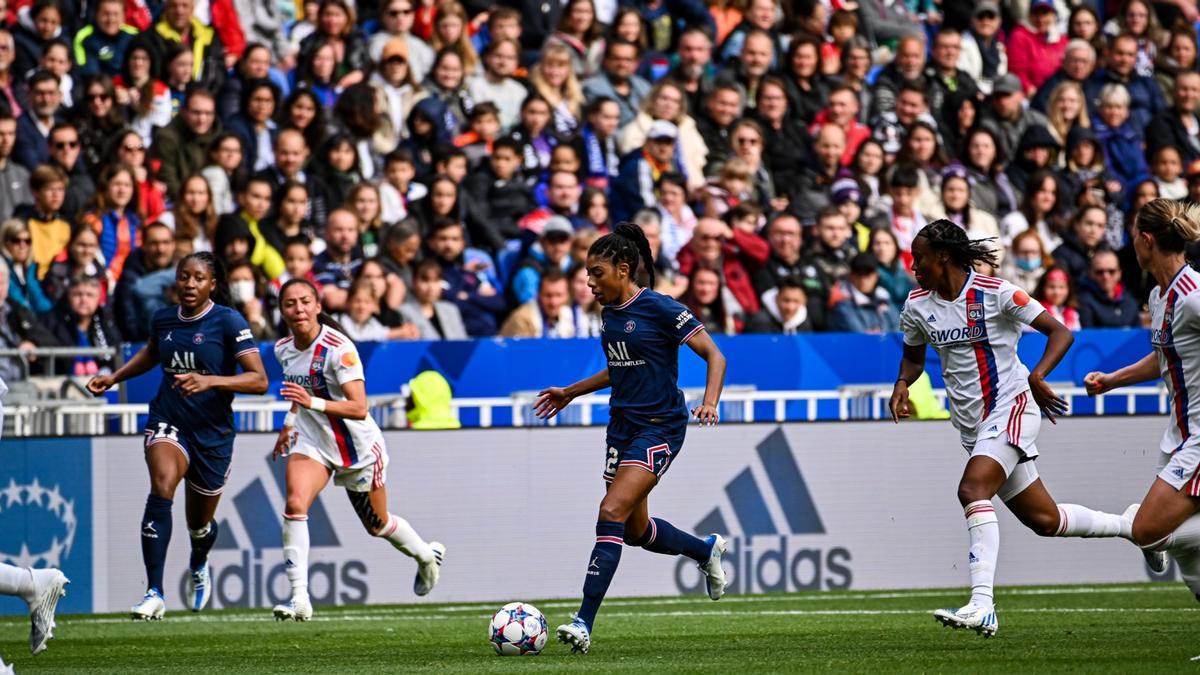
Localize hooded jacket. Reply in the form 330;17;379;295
1004;123;1060;195
744;287;812;334
400;97;454;180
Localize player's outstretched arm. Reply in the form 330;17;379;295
534;369;611;419
891;343;927;423
1084;352;1160;396
685;330;725;426
86;339;161;395
173;351;270;397
1027;312;1074;423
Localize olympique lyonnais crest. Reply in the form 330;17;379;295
967;303;984;322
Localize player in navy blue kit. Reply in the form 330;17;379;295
87;252;268;620
534;223;728;654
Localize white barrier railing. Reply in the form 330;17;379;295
3;384;1168;437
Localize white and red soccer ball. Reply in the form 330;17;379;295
489;602;548;656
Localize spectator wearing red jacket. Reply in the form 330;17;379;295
1007;0;1066;95
808;86;870;167
676;216;769;317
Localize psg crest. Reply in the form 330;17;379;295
193;333;206;344
967;303;984;321
625;321;636;333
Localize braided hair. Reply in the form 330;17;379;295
179;251;231;306
587;222;656;288
278;277;355;342
915;219;999;271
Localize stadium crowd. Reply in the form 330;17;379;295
0;0;1195;380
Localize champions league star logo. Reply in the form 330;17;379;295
0;478;78;568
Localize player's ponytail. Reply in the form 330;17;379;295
915;219;999;271
278;277;356;345
588;222;656;288
180;251;231;306
1135;198;1200;253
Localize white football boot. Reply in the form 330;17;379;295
131;589;165;621
414;542;445;597
186;564;212;612
934;602;998;637
273;595;313;622
556;615;591;654
699;534;728;600
29;568;69;654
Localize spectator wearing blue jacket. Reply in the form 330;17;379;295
507;216;574;305
2;220;52;315
1077;250;1140;328
72;0;139;77
1083;34;1165;134
582;39;651;127
1092;82;1150;192
610;119;685;223
828;253;900;334
427;217;507;336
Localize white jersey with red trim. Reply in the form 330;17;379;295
274;326;384;468
1148;265;1200;455
900;271;1046;436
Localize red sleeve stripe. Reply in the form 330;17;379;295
679;324;706;344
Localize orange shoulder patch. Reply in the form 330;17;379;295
340;351;359;368
1013;290;1031;307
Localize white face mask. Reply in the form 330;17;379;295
229;279;256;304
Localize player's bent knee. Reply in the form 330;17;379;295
957;481;992;507
598;501;631;524
1131;519;1171;548
1025;511;1061;538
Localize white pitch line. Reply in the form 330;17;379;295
25;606;1200;626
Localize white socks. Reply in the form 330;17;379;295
378;514;435;564
282;514;310;600
1166;512;1200;595
1054;504;1132;539
0;563;34;603
964;500;999;607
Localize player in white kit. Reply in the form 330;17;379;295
1084;199;1200;602
270;278;445;621
890;221;1139;637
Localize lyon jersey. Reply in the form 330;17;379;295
275;326;383;467
1149;266;1200;455
900;272;1045;435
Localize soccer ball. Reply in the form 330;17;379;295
489;602;549;656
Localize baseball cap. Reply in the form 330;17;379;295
542;215;575;240
992;73;1022;96
647;119;679;141
1030;0;1055;14
382;37;409;63
974;1;999;17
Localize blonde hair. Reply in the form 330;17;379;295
1046;81;1090;142
719;157;753;183
431;1;480;74
1135;198;1200;252
639;79;689;121
530;44;584;118
1098;83;1131;108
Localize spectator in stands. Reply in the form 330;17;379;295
152;86;220;198
0;30;19;119
0;255;58;380
983;73;1050;158
463;138;532;244
1084;33;1165;134
925;28;980;114
655;172;696;262
871;83;932;163
225;79;280;173
694;81;742;174
199;132;243;216
1053;204;1108;284
719;28;773;112
683;266;739;335
14;164;66;274
1077;249;1139;328
934;164;1002;249
370;0;433;82
312;208;364;312
677;216;768;319
828;252;899;334
745;275;812;334
1;218;50;314
576;97;621;189
618;80;707;191
1007;0;1066;96
171;174;218;256
789;124;845;225
872;34;926;119
113;221;176;341
257;129;332;228
373;38;428;145
962;126;1018;217
220;176;284;281
664;26;714;114
295;0;366;91
1147;71;1200;166
48;275;118;375
115;43;172;148
583;39;650;127
232;8;288;68
1002;228;1054;295
509;215;575;305
79;164;140;285
870;227;915;307
958;2;1006;95
1000;169;1064;251
45;123;91;223
426;216;505;336
751;213;803;297
778;34;830;127
146;0;227;92
798;207;855;329
467;39;526;132
399;257;467;340
1156;24;1197;107
0;114;28;221
610;119;681;223
753;76;807;190
567;262;602;337
809;86;868;168
500;266;575;338
1033;39;1097;113
14;69;62;170
856;0;921;47
43;223;108;303
1093;83;1150;191
73;0;138;77
335;278;411;342
1033;265;1081;331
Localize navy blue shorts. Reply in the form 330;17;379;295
603;413;687;483
144;417;235;496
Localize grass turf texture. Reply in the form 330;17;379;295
1;583;1197;673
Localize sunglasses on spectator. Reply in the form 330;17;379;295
87;92;111;102
122;144;146;152
389;7;414;15
976;11;997;20
1092;268;1120;276
734;137;761;146
386;55;407;65
53;140;79;149
7;236;31;245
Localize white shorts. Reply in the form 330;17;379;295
289;437;388;493
1156;441;1200;496
962;392;1041;502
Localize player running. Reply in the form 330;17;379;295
0;370;68;655
534;223;728;654
270;277;444;622
890;220;1137;638
1084;199;1200;600
87;252;268;620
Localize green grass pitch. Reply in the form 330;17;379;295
1;583;1197;673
